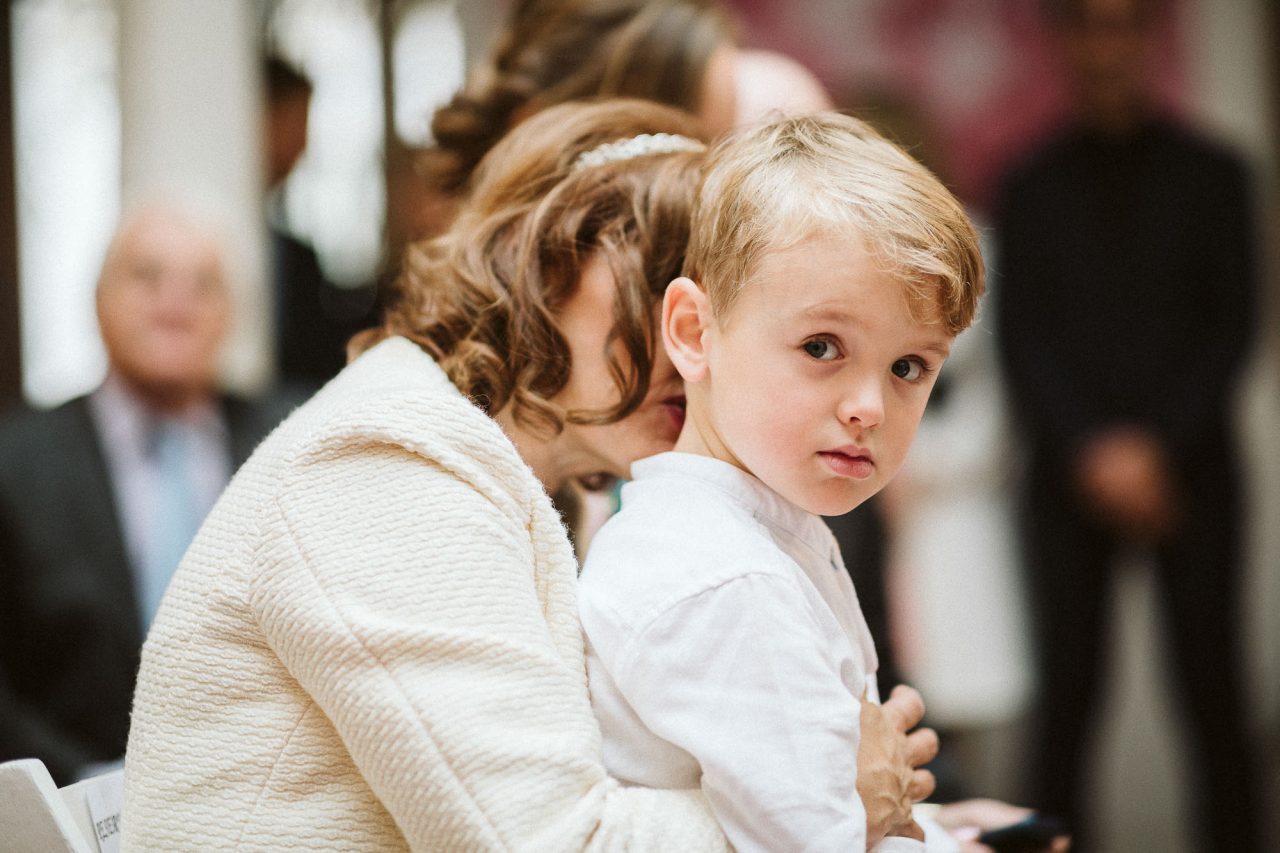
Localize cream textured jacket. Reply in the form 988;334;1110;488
122;337;727;852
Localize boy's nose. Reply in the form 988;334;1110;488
836;380;885;430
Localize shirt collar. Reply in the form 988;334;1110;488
629;452;832;553
90;372;226;452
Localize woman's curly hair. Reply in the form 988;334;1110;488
422;0;730;195
354;99;707;437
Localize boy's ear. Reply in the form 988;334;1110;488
662;276;713;382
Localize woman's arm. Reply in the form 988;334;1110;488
250;441;727;851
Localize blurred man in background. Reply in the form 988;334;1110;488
265;56;377;389
996;0;1260;849
0;205;290;784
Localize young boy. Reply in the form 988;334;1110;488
578;112;984;852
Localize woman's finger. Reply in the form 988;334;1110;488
908;768;936;802
905;725;939;767
882;684;926;731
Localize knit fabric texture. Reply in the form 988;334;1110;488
122;337;727;852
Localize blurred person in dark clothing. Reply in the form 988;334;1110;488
0;205;291;784
996;0;1261;849
265;57;377;389
423;0;738;202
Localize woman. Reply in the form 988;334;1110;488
424;0;738;199
121;99;934;850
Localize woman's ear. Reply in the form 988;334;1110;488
662;277;712;383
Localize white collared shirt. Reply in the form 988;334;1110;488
580;452;936;853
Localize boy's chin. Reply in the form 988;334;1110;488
814;501;868;518
795;490;870;518
792;477;888;517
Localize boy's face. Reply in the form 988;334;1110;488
674;234;953;516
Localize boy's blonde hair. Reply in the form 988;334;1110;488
683;112;984;335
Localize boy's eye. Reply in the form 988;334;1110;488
803;339;840;361
891;358;924;381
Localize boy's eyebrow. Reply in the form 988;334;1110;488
799;304;859;324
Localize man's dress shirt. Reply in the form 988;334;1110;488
89;374;231;626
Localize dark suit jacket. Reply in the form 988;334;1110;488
995;116;1256;473
273;228;379;389
0;392;292;783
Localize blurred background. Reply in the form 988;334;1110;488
0;1;1274;850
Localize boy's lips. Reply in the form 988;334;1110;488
818;446;874;479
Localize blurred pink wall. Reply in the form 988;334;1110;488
727;0;1189;213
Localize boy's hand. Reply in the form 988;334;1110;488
857;685;939;844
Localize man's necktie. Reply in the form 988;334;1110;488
140;419;203;627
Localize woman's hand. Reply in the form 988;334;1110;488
857;684;939;843
933;798;1071;852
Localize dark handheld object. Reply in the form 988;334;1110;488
976;813;1069;853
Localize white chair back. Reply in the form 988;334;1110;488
0;758;124;852
0;758;93;852
59;765;125;853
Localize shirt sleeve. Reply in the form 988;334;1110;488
601;570;910;853
249;442;728;852
0;665;97;784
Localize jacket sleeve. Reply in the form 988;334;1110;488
0;505;97;783
0;677;95;784
994;171;1111;456
248;440;727;852
1149;154;1258;452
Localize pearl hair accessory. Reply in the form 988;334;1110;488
572;132;706;172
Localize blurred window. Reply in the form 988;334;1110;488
13;0;120;407
267;0;464;286
268;0;386;287
394;2;466;147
